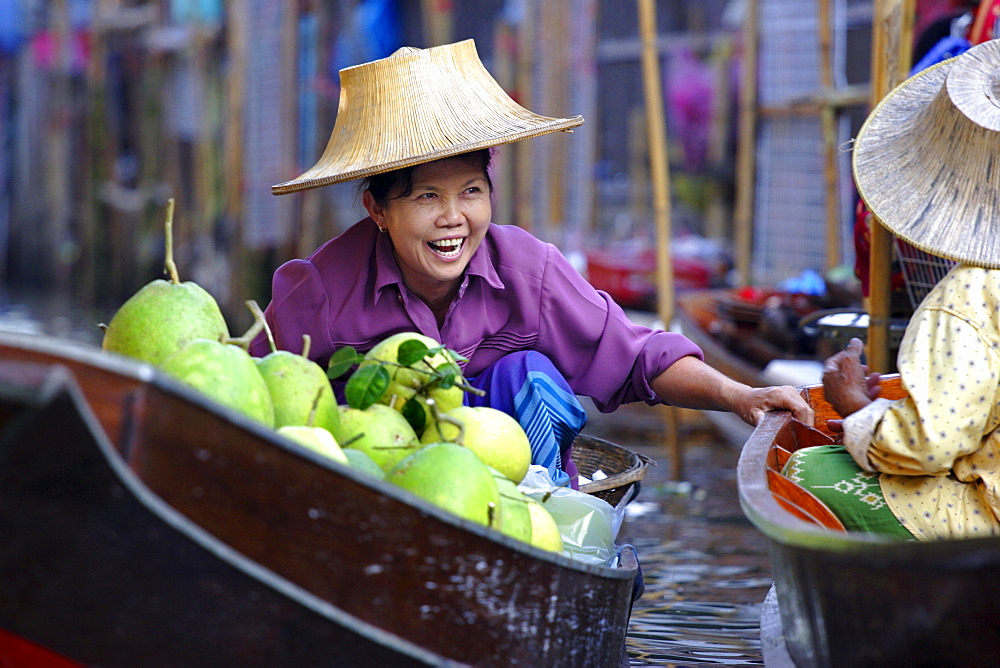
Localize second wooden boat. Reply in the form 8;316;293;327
739;375;1000;667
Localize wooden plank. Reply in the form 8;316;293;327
637;0;683;480
733;0;758;286
820;0;840;272
866;0;914;373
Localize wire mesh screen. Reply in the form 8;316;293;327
750;0;854;286
243;1;292;250
896;241;956;310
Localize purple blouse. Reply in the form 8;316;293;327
250;219;703;413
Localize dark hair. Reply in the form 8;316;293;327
359;148;494;207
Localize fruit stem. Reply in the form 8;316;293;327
301;334;311;359
246;299;277;353
455;380;487;397
227;300;266;350
427;397;465;446
163;198;180;285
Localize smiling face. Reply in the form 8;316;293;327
363;155;492;310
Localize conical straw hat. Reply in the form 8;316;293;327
272;39;583;195
852;39;1000;269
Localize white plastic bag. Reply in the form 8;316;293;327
518;465;625;566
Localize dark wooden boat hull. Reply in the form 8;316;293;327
739;376;1000;667
0;332;637;667
0;362;443;666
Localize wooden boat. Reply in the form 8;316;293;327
0;330;643;667
739;374;1000;667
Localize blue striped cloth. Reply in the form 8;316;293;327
465;351;587;488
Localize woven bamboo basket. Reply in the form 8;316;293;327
571;434;653;507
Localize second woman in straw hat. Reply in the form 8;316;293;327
785;38;1000;540
250;39;813;487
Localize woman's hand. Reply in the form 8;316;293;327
651;356;814;427
822;337;881;422
729;384;815;427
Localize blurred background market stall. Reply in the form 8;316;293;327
0;0;875;337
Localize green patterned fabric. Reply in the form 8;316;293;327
782;445;915;539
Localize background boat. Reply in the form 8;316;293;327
738;375;1000;667
0;331;642;667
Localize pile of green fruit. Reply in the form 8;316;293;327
100;200;565;554
327;331;563;552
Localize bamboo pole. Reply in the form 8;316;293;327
545;2;568;235
494;19;515;228
706;36;734;241
279;1;298;263
866;0;914;373
515;0;535;232
421;0;453;46
638;0;675;327
733;0;759;287
638;0;682;480
225;0;249;321
818;0;841;271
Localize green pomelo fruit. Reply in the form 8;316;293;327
343;448;385;479
360;332;466;429
161;339;274;427
277;425;347;465
421;405;531;484
256;350;340;433
382;378;464;435
102;279;229;366
333;403;421;471
386;442;500;527
490;468;532;543
525;497;564;552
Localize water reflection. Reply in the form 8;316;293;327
626;537;766;665
0;289;105;346
628;601;762;665
605;424;774;667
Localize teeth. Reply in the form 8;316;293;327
429;238;463;257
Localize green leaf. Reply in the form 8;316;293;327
397;339;431;366
446;347;468;363
401;396;426;434
435;367;457;390
328;346;362;380
345;364;389;410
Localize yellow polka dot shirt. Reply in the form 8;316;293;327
842;264;1000;540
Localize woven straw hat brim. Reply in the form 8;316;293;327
272;39;583;195
852;40;1000;269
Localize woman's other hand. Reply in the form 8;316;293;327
822;337;881;420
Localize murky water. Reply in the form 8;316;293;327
1;293;773;665
625;535;766;665
0;289;106;346
586;406;772;666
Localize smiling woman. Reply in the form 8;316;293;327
250;39;812;490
